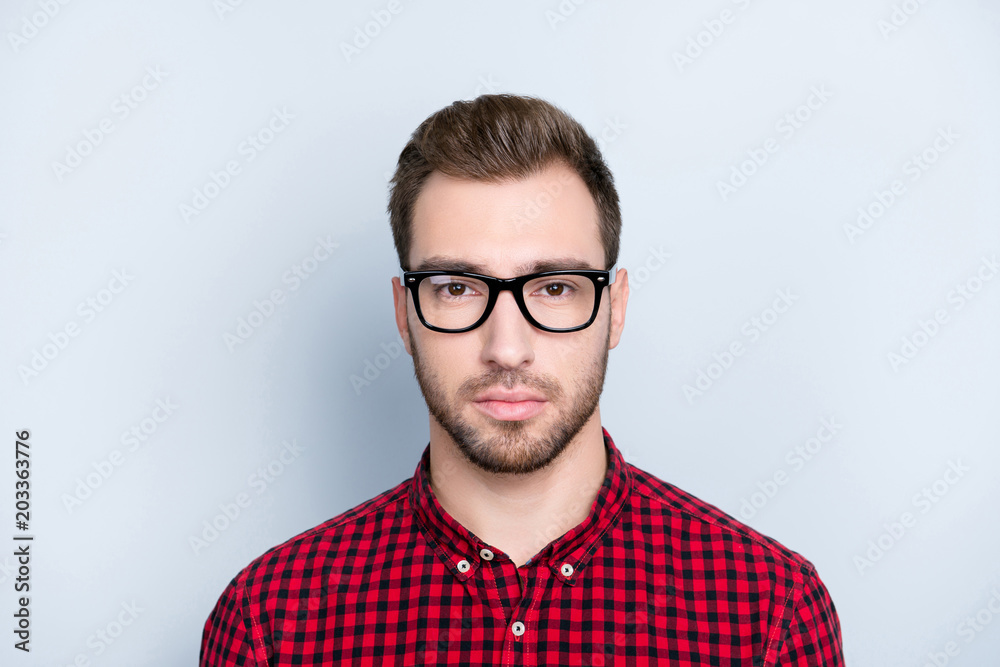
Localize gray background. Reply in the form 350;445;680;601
1;0;998;664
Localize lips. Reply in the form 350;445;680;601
475;389;547;403
472;389;547;421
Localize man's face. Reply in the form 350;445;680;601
392;162;628;476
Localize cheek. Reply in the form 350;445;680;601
552;310;611;363
540;331;605;374
414;335;476;378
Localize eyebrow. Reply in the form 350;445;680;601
412;256;600;274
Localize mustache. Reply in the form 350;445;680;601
458;369;562;400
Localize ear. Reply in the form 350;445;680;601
608;267;628;350
392;276;413;356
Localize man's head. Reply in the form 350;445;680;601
388;94;628;476
388;94;621;272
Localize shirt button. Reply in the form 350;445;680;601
511;621;525;637
479;548;494;561
456;559;470;573
560;563;574;577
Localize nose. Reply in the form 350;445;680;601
479;289;535;369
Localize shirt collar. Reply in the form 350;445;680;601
408;427;632;586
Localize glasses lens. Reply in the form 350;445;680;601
418;275;490;330
523;274;596;330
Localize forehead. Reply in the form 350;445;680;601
409;162;603;275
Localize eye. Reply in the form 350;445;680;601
534;281;577;298
432;280;482;298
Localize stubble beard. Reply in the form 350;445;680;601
408;320;610;475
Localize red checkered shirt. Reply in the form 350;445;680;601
201;428;843;665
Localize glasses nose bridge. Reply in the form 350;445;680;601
485;275;530;321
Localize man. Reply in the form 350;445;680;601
201;94;843;665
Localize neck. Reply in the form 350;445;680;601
427;413;608;567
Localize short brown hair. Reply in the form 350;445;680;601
387;94;621;271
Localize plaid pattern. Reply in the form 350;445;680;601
201;429;843;665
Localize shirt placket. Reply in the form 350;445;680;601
474;547;523;623
469;549;546;667
502;561;549;667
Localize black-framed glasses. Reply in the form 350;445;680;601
400;266;616;333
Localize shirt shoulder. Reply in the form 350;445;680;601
623;463;843;663
626;461;815;578
231;476;411;593
201;479;414;665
